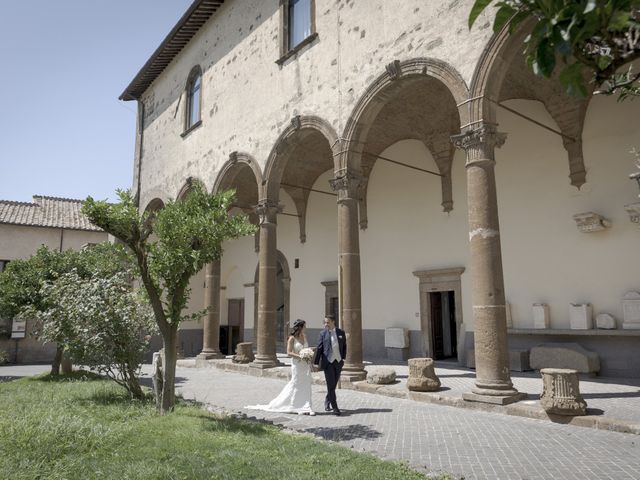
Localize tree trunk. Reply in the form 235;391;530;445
160;327;178;414
50;345;64;375
126;364;145;400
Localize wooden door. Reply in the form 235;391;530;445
430;292;444;360
227;299;244;353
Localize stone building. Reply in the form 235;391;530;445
120;0;640;400
0;195;107;362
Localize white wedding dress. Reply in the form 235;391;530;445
246;338;314;414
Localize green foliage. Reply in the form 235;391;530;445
469;0;640;98
83;185;256;327
0;375;435;480
36;270;156;398
83;184;256;411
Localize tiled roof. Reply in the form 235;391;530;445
0;196;103;232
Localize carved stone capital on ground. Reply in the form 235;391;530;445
329;172;361;202
232;342;255;364
451;124;507;165
254;200;281;226
540;368;587;416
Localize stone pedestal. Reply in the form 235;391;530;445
407;358;441;392
622;291;640;330
532;303;550;329
540;368;587;415
570;303;593;330
233;342;255;364
366;367;396;385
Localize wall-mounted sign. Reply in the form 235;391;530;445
11;319;26;339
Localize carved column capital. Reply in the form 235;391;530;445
329;172;361;202
254;200;281;226
451;124;507;166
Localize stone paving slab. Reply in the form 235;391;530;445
155;365;640;480
186;357;640;434
3;363;640;479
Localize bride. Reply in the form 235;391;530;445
246;319;315;415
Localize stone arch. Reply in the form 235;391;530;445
264;115;339;200
340;58;469;222
469;21;591;188
263;115;339;243
214;152;263;249
143;197;165;214
213;151;264;197
253;249;291;351
176;176;208;200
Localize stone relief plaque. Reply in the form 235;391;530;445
622;291;640;330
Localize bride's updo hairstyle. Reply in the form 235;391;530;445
290;319;306;338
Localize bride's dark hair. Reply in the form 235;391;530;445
290;319;306;338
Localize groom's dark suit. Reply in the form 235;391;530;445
313;327;347;412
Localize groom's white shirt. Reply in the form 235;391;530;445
329;328;342;363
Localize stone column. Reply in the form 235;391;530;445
250;200;280;369
330;172;366;381
198;258;223;360
452;124;525;405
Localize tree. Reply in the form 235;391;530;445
82;185;256;414
37;269;156;399
469;0;640;98
0;243;135;375
0;247;82;374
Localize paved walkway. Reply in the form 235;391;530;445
3;363;640;479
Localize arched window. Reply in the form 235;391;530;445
185;66;202;132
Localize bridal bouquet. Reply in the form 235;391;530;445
298;347;315;363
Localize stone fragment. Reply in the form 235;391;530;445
622;291;640;330
596;313;616;330
407;358;440;392
569;303;593;329
232;342;255;364
530;343;600;374
366;367;397;385
532;303;550;329
509;349;531;371
540;368;587;415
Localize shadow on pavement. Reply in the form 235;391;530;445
304;423;383;441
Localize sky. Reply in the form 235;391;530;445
0;0;193;203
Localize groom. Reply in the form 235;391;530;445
313;314;347;416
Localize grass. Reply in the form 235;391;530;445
0;372;451;480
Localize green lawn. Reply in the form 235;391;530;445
0;373;448;480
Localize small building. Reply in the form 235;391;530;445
0;195;107;363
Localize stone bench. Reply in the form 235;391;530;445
465;349;531;371
530;343;600;374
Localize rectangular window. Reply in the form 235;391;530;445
188;76;201;129
288;0;311;50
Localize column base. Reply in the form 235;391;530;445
463;391;527;406
341;364;367;382
195;351;224;367
197;351;224;360
249;355;282;369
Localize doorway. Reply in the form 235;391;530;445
429;291;457;360
221;298;244;355
414;267;465;365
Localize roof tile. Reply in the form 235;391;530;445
0;196;103;232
